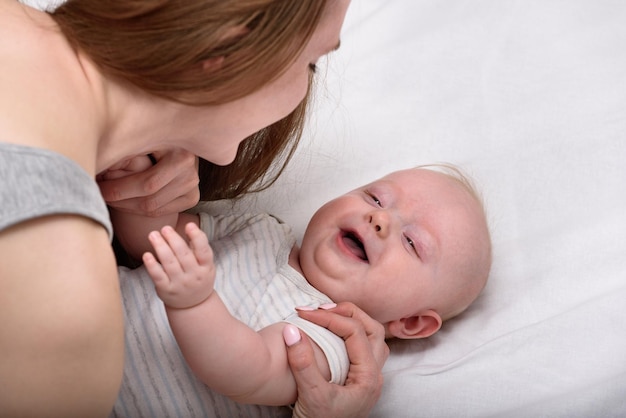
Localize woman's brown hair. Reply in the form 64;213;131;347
51;0;326;104
51;0;327;199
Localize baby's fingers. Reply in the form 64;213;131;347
143;251;169;286
147;228;183;276
184;222;213;266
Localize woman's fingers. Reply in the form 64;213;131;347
99;149;199;216
282;325;339;418
296;302;389;369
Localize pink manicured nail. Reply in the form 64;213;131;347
319;303;337;310
295;305;316;311
283;324;301;347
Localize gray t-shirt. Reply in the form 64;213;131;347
0;142;112;238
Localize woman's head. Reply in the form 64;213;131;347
52;0;351;199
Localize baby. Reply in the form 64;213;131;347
112;164;492;407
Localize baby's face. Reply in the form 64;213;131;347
299;168;489;326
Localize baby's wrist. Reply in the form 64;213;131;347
162;289;215;310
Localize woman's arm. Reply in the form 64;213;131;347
0;216;124;417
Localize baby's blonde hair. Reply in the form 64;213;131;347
414;163;487;215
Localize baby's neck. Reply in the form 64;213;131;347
288;245;304;276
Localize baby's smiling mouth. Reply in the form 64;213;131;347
341;231;368;261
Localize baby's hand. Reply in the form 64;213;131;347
143;222;216;309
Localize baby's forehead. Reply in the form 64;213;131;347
379;168;457;190
354;168;481;215
379;168;484;217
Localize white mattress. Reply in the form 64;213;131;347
30;0;626;416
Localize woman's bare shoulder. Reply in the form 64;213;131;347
0;1;54;45
0;0;24;18
0;2;99;170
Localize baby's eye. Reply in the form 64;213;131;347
404;234;420;257
365;191;382;207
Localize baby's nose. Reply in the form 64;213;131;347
369;210;390;238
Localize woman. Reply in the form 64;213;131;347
0;0;386;416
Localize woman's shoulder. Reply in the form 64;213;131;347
0;2;99;171
0;2;61;68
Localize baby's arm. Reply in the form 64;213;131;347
144;223;331;406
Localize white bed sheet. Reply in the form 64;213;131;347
244;1;626;416
29;0;626;416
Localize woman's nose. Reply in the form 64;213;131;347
369;210;390;238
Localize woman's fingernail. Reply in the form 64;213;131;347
295;305;316;311
319;303;337;310
283;324;301;347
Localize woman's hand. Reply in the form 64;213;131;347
98;148;199;217
283;302;389;418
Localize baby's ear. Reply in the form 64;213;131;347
386;310;442;339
